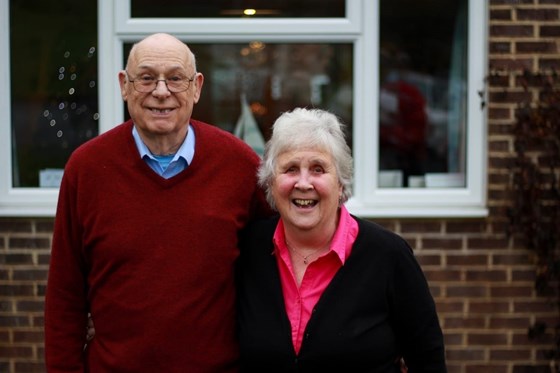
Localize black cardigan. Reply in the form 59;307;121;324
236;215;447;373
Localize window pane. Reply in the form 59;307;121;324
131;0;345;18
123;42;353;154
10;0;98;188
378;0;468;188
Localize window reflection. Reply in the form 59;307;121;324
123;42;353;154
10;0;98;188
378;0;468;188
131;0;345;18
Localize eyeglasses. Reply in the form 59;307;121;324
125;71;197;93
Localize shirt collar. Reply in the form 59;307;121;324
273;205;357;265
132;124;195;165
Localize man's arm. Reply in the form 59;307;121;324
44;173;89;373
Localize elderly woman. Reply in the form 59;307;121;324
236;108;447;372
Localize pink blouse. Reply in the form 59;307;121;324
272;205;359;354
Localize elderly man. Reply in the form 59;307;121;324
45;33;270;373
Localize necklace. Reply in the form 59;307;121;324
286;241;330;265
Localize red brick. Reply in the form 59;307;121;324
489;316;532;329
422;238;463;250
540;25;560;36
415;254;442;266
488;89;534;104
488;107;512;120
14;362;46;373
490;41;512;54
425;269;461;282
511;269;535;281
488;124;515;137
490;25;535;37
516;41;558;53
446;348;486;360
0;331;9;342
512;365;551;373
490;0;534;4
489;140;510;152
466;365;508;373
400;220;442;233
444;317;486;329
12;269;48;281
490;348;531;360
16;301;45;313
0;346;33;358
469;301;510;313
468;332;509;345
539;58;560;69
0;285;35;297
0;316;30;327
493;253;533;265
491;9;513;20
13;330;44;343
435;301;465;313
0;253;34;265
443;333;465;346
487;73;511;87
447;286;488;298
488;173;510;184
466;270;508;282
468;237;509;250
35;220;55;233
8;237;51;250
0;220;33;233
516;8;559;21
514;300;556;312
490;285;534;297
447;254;489;266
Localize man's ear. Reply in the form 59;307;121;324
118;71;128;101
192;73;204;104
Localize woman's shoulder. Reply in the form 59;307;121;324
353;215;413;256
243;215;280;238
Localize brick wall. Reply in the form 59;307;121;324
1;1;560;372
0;219;53;373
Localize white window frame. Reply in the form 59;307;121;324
0;0;488;217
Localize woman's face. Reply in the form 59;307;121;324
271;147;343;235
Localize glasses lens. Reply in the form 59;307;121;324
133;80;189;92
136;81;155;92
167;81;188;92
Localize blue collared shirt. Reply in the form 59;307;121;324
132;124;195;179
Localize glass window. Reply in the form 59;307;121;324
130;0;345;18
123;42;354;154
1;0;487;217
378;0;468;188
10;0;98;188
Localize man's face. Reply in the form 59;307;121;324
119;35;203;138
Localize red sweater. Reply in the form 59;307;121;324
45;119;269;373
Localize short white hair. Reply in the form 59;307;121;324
258;108;353;210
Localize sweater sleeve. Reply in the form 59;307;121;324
44;163;89;373
389;238;447;373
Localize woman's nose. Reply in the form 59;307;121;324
295;173;314;190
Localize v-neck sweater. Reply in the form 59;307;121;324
45;119;270;373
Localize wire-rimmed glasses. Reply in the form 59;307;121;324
125;71;196;93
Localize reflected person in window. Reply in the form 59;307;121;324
44;33;270;372
236;108;447;372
